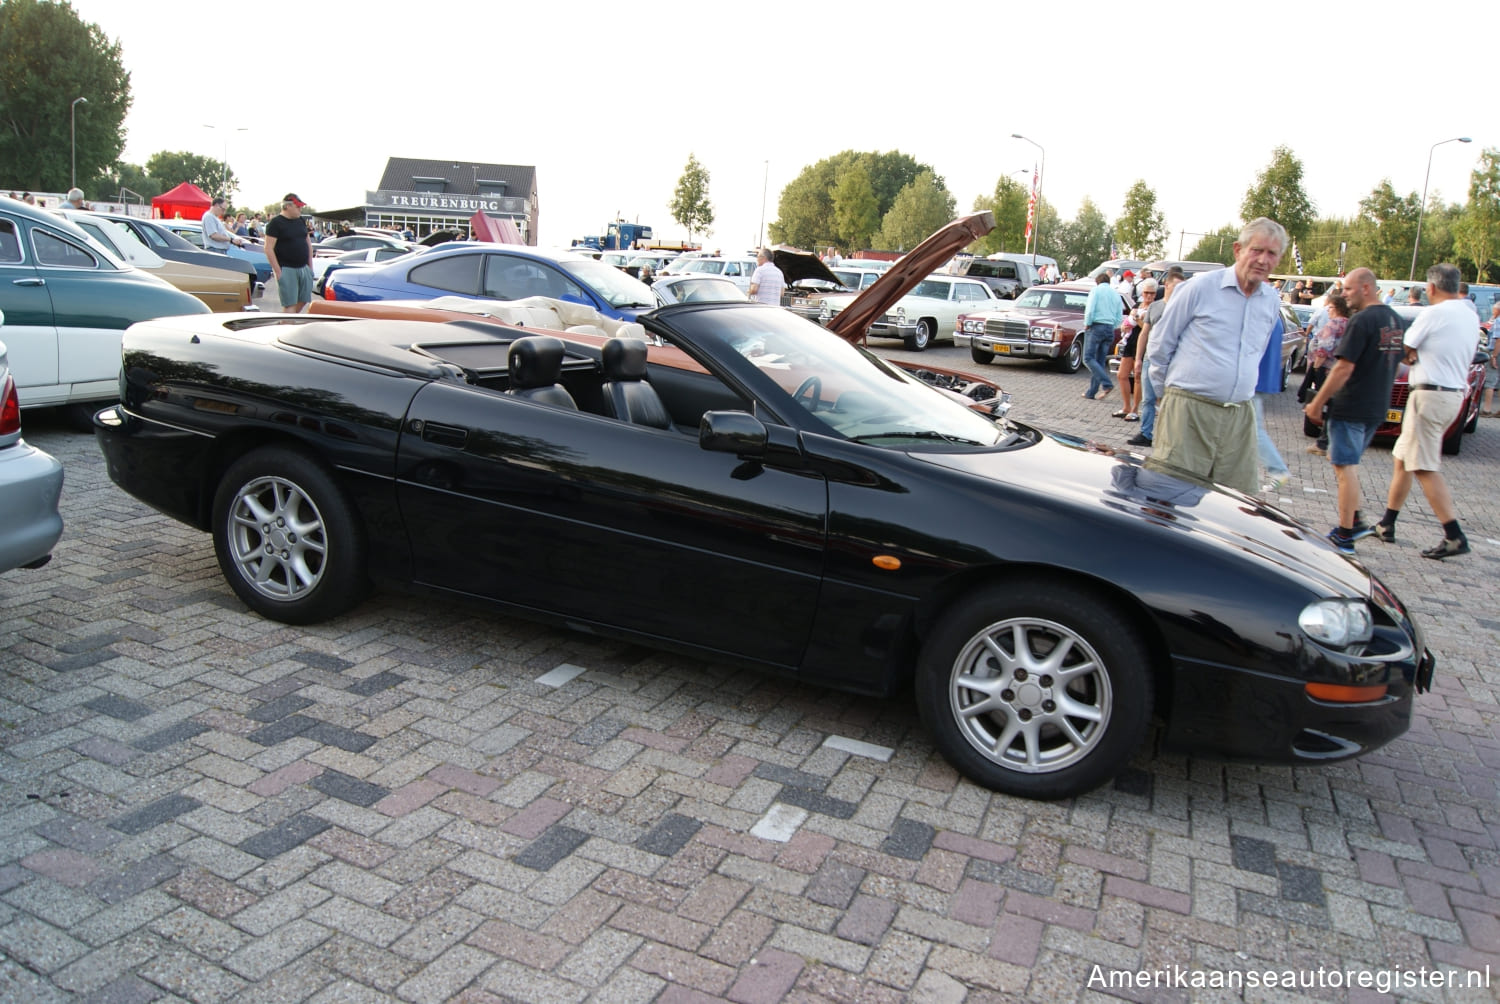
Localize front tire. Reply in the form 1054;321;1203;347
915;581;1151;799
212;446;367;624
1057;336;1083;374
970;346;996;365
903;318;935;352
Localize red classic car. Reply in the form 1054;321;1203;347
954;282;1112;373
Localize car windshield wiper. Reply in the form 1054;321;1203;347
849;430;988;446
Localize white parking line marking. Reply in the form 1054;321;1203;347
750;803;808;842
824;735;895;761
535;663;587;687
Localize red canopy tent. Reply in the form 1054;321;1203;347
151;182;212;221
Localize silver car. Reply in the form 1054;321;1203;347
0;318;65;572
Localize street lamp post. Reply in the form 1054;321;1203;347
70;97;87;189
1011;134;1045;265
203;124;249;198
1409;135;1471;281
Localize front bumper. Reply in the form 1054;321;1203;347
865;318;921;339
1163;621;1433;764
956;331;1064;359
0;439;64;572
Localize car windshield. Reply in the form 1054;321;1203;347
558;257;656;308
909;279;951;300
668;306;1005;447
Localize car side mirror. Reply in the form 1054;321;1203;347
700;410;766;456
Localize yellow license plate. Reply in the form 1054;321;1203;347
994;344;1010;354
1386;409;1403;423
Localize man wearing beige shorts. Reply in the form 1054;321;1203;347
1374;263;1477;559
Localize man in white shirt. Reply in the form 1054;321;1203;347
1374;263;1478;558
202;198;246;252
747;248;785;305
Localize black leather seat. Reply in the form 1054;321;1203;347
505;336;577;410
600;338;671;429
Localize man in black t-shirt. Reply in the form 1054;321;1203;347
1302;267;1404;553
264;193;313;312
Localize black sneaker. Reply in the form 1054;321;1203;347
1421;537;1470;560
1126;433;1152;446
1372;522;1395;543
1325;528;1356;555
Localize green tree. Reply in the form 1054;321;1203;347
1241;146;1316;245
1115;180;1167;259
1183;224;1239;266
145;150;236;198
669;153;714;243
831;162;880;253
970;175;1029;254
0;0;131;191
91;162;162;203
872;171;955;252
770;150;932;250
1349;180;1420;277
1453;147;1500;282
1051;197;1111;276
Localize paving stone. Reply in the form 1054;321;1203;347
310;771;389;808
247;714;318;747
882;817;936;860
514;825;590;872
346;672;407;697
303;723;378;754
130;721;210;752
248;694;315;723
83;696;153;722
239;814;334;860
1231;834;1278;875
108;795;201;836
637;814;702;857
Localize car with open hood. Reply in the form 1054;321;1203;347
92;212;1433;800
800;273;1005;351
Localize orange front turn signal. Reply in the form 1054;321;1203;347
872;555;902;571
1305;682;1387;703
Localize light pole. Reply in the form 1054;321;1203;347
758;159;768;251
1409;135;1471;281
70;97;87;189
203;124;249;198
1012;134;1045;265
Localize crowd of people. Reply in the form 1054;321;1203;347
1086;219;1488;561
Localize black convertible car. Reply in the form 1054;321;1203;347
94;216;1433;800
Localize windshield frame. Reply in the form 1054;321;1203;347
559;257;656;308
656;304;1006;448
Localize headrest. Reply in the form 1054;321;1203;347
602;337;648;381
508;336;566;389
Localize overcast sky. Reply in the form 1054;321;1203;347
68;0;1490;258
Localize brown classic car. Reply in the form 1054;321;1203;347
954;282;1107;373
306;214;1009;413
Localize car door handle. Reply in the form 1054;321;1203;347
12;278;45;286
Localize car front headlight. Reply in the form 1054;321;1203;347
1034;325;1058;343
1299;599;1374;648
963;318;985;334
894;306;905;320
819;302;831;321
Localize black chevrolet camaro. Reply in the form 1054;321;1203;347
93;218;1434;800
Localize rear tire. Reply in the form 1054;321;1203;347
914;581;1152;799
212;446;367;624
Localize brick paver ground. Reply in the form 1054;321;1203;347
2;348;1496;1002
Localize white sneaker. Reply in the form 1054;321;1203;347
1264;474;1290;493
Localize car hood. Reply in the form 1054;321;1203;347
915;426;1373;598
772;248;841;287
826;213;994;341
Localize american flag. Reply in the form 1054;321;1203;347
1293;240;1304;275
1023;165;1038;249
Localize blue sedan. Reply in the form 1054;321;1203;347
324;243;657;321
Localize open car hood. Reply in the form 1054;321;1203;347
825;212;995;342
772;248;841;287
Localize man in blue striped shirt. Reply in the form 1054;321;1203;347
1142;217;1286;492
1081;272;1124;400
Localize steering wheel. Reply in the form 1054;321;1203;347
793;375;823;411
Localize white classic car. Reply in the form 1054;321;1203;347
794;274;1005;351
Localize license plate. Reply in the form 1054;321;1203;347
1386;409;1403;423
994;344;1011;354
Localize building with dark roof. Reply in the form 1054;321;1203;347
331;157;538;243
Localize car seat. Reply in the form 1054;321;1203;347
505;336;577;409
599;337;671;429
